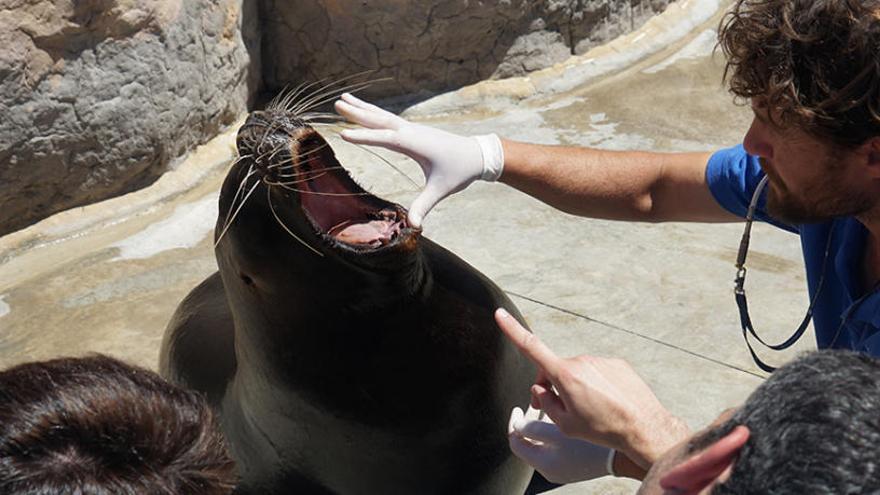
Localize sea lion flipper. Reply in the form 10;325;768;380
160;271;236;404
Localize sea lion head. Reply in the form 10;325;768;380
214;107;427;319
230;109;419;253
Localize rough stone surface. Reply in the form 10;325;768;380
0;0;259;236
0;0;674;237
260;0;674;99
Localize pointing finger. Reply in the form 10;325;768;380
495;309;561;378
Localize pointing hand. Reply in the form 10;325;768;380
495;308;690;469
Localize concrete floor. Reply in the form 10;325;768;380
0;1;817;492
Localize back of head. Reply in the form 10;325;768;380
0;355;236;495
700;351;880;493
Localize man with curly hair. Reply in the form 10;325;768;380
335;0;880;486
0;355;237;494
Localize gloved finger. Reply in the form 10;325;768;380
508;432;549;467
339;128;402;149
340;92;397;115
407;183;447;228
508;407;525;435
335;95;404;130
523;405;545;422
513;418;566;444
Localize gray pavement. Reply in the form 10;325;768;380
0;1;816;492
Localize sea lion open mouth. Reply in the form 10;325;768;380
292;139;409;249
230;109;414;253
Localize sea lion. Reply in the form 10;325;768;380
159;96;537;494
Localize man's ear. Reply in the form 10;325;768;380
658;426;750;494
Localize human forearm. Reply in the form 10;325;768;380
499;139;733;223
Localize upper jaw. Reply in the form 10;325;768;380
242;114;421;256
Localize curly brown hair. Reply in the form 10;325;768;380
0;355;237;494
718;0;880;147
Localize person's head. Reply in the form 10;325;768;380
639;350;880;494
718;0;880;224
0;355;236;494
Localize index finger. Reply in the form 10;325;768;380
335;94;404;130
495;308;561;377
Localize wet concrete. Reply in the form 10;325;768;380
0;1;813;492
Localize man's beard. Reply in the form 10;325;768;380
761;157;875;225
763;160;873;224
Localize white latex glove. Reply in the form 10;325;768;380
334;93;504;228
508;406;616;484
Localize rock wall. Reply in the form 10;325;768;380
260;0;674;99
0;0;259;237
0;0;674;236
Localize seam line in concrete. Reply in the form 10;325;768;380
506;291;765;380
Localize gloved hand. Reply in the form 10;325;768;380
334;93;504;228
508;406;616;484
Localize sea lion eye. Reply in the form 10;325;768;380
240;273;254;286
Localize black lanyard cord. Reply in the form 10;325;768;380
734;175;835;372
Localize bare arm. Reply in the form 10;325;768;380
500;139;741;223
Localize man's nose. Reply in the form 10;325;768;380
743;120;773;159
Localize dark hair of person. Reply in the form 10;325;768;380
718;0;880;147
686;350;880;494
0;355;236;495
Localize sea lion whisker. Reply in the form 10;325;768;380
267;84;294;112
275;166;347;179
286;71;378;115
281;76;341;114
222;164;258;229
350;143;420;189
267;187;325;257
277;84;304;113
263;173;322;187
275;183;372;197
263;171;327;187
289;75;375;116
292;80;379;116
269;80;317;113
299;190;372;197
233;153;254;164
215;177;262;248
266;171;328;188
263;143;333;171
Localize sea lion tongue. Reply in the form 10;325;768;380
327;210;405;247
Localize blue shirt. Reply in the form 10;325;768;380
707;145;880;355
